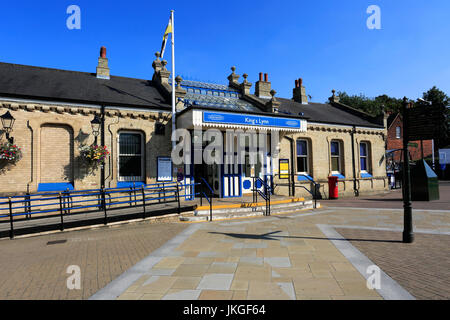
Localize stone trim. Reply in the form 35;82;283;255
1;102;171;122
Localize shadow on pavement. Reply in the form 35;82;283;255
208;231;403;244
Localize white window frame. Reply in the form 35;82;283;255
117;131;145;182
395;126;401;139
296;139;309;174
359;142;370;173
330;140;342;174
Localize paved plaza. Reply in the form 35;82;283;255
92;203;449;300
1;183;449;300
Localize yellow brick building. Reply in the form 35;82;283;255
0;47;388;199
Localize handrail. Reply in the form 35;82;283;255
0;180;198;239
274;173;320;208
252;177;271;216
199;178;213;222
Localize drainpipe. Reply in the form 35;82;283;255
100;105;105;189
351;125;359;196
284;135;296;197
26;120;33;193
106;115;120;188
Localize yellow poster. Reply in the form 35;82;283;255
279;159;289;179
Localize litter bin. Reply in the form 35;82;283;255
411;160;440;201
328;176;339;199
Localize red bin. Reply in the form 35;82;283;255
328;176;339;199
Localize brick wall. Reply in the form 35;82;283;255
273;124;388;198
387;115;433;161
0;102;172;195
0;101;389;198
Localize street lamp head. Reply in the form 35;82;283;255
1;111;15;133
91;114;101;137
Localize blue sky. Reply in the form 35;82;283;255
0;0;449;103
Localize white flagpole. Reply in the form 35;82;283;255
171;9;176;151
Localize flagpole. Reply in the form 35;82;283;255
171;9;176;151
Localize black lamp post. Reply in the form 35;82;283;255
402;97;414;243
1;111;15;144
91;109;106;189
90;114;101;145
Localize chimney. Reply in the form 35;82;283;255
96;46;110;80
255;72;272;98
293;78;308;104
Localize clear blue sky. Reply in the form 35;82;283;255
0;0;449;103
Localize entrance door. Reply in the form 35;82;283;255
221;133;241;198
222;160;241;198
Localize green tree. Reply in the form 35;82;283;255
337;92;402;116
415;86;449;148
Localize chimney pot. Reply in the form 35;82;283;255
96;46;110;79
255;72;271;98
293;77;308;104
100;46;106;58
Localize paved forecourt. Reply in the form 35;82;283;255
91;203;450;300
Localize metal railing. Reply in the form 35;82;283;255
197;178;214;222
252;176;271;216
0;181;196;239
274;173;320;209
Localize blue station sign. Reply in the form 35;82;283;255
203;111;304;130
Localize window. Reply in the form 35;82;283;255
330;141;341;173
360;142;369;172
118;132;144;182
396;126;401;139
296;139;309;173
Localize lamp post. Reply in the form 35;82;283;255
91;111;105;189
90;114;101;145
402;97;414;243
1;111;15;144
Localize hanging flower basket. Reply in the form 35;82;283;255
79;144;109;169
0;142;23;164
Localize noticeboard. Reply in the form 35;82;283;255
157;157;173;182
279;159;289;179
405;106;443;141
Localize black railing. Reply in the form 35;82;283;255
252;176;271;216
198;178;214;222
0;181;197;239
274;173;320;209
